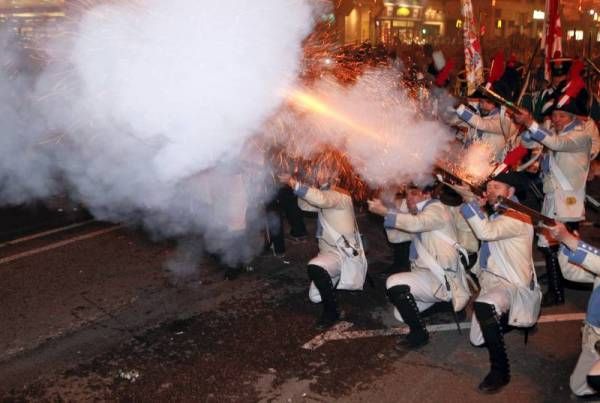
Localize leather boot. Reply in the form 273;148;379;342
307;264;340;330
541;246;565;307
387;285;429;348
474;302;510;393
587;375;600;392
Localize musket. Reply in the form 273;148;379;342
495;196;556;226
477;85;521;113
434;163;486;196
585;56;600;76
516;39;541;106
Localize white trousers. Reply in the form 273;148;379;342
385;268;447;322
469;286;511;346
308;252;342;303
571;324;600;396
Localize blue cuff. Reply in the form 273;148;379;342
559;244;573;258
569;241;589;265
521;131;532;142
294;184;309;198
527;122;547;142
384;213;397;228
529;129;546;142
457;105;474;122
460;201;484;219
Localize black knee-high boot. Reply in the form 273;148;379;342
587;374;600;392
387;285;429;348
541;245;565;307
307;264;340;330
474;302;510;393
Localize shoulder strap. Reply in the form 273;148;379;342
548;153;575;191
412;236;447;286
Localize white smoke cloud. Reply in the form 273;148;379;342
269;68;455;187
0;0;319;266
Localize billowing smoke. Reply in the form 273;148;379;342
268;69;455;187
0;0;320;267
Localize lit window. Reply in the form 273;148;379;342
575;30;584;41
397;7;410;17
497;19;502;28
567;30;575;40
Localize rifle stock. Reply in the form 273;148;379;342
495;196;556;226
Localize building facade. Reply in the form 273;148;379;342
335;0;600;46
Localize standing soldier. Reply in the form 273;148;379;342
515;73;593;306
458;173;540;393
453;52;521;164
279;166;367;330
367;184;470;349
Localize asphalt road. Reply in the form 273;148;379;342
0;201;598;402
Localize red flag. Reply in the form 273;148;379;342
542;0;562;80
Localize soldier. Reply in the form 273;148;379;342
367;184;470;349
458;172;540;393
514;78;593;307
279;167;366;330
546;222;600;397
453;53;521;164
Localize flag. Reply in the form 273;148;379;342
542;0;562;80
461;0;484;95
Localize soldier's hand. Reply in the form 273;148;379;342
277;174;296;189
542;221;579;251
367;199;389;217
512;108;533;126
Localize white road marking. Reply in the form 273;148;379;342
302;312;587;350
0;219;96;248
0;225;123;265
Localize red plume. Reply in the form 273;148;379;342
434;58;455;87
569;59;584;80
488;51;505;84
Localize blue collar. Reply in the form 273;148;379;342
560;119;580;134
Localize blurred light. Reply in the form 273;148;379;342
497;19;502;29
456;19;462;28
397;7;410;17
533;10;545;20
575;30;584;41
422;28;427;34
590;9;596;15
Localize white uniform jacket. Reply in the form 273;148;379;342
460;200;538;326
456;104;519;163
523;119;592;221
385;199;412;244
559;240;600;288
384;199;468;300
295;183;365;292
450;205;479;254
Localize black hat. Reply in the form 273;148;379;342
489;171;528;195
550;57;572;77
437;185;463;207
